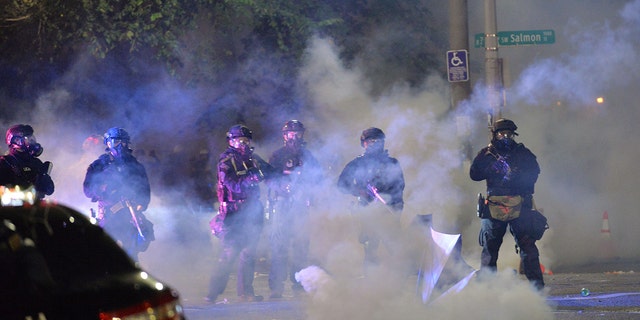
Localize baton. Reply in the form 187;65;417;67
366;184;396;214
367;184;387;205
124;200;145;239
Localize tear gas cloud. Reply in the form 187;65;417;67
1;0;639;317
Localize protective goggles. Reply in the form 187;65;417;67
284;131;303;140
11;135;37;147
107;138;129;147
229;137;251;148
495;130;515;140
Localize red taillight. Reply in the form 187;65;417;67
99;290;184;320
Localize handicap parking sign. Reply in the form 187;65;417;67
446;50;469;82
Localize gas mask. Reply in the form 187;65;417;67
107;138;131;159
29;143;43;157
229;137;252;155
492;130;517;151
363;138;385;155
283;131;304;150
11;135;43;157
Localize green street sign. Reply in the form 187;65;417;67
474;34;486;48
499;29;555;46
474;30;555;48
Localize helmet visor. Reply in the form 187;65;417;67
12;135;37;147
229;137;251;149
284;131;303;141
363;138;383;145
107;138;129;148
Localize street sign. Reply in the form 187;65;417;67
474;29;555;48
499;29;555;46
446;50;469;82
474;33;486;48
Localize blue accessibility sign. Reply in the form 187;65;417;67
446;50;469;82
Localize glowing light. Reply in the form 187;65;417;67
140;271;148;279
155;282;164;290
596;97;604;104
0;186;36;206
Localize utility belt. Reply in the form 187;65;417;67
488;193;532;207
98;201;128;217
477;193;532;221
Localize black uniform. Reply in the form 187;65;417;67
470;127;544;289
207;145;274;302
267;143;322;297
83;152;152;261
337;128;405;270
0;152;54;200
337;150;405;212
0;124;54;200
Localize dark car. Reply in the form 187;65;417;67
0;190;185;320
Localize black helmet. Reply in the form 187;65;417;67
103;127;131;145
360;127;385;147
492;119;518;135
5;124;34;146
282;120;305;133
282;120;305;149
226;124;252;140
6;124;43;157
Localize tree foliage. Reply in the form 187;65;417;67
0;0;447;98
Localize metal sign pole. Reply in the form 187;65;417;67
484;0;502;125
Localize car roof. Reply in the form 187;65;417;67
0;203;137;281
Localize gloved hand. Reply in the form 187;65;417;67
35;173;54;196
491;158;510;175
247;167;264;182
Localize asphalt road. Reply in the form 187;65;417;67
180;258;640;320
547;259;640;320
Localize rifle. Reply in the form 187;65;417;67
124;200;145;239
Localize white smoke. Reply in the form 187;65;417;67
289;34;550;319
2;1;639;318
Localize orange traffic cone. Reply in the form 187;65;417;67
599;211;616;260
540;263;553;275
601;211;611;237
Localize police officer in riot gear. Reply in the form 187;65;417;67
267;120;322;299
0;124;54;200
207;124;274;303
470;118;544;290
83;127;153;262
337;127;405;271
